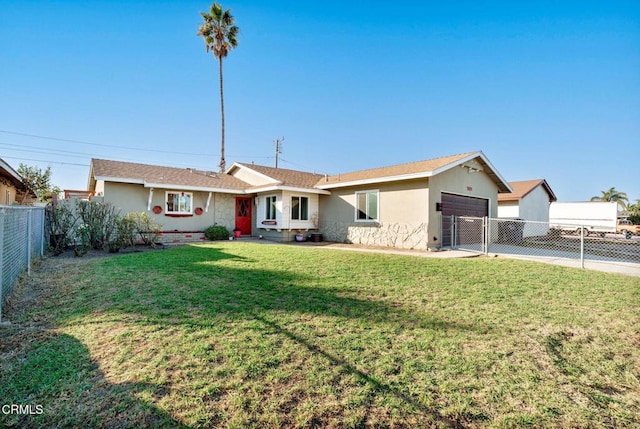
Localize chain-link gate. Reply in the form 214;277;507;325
445;215;640;268
445;215;487;253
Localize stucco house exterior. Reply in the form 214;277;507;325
316;151;511;249
86;151;512;249
497;179;557;237
88;159;249;243
226;163;329;242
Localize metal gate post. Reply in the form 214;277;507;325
450;215;455;249
27;209;32;276
0;208;5;324
484;216;489;255
580;226;585;269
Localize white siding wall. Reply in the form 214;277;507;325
255;191;319;240
519;185;552;223
498;185;552;238
498;201;519;218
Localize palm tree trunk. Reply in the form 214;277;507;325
218;56;226;172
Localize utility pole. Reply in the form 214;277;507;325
274;137;284;168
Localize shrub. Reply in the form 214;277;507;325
107;217;138;253
204;225;230;241
77;200;121;250
45;203;80;255
124;212;162;247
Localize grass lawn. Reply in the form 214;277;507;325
1;241;639;428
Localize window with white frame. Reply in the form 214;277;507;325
291;196;309;221
166;191;193;214
265;195;277;220
355;190;378;221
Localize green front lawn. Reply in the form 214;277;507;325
1;242;639;428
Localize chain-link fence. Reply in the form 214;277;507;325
448;216;640;268
0;206;46;323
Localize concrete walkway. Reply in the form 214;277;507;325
488;252;640;277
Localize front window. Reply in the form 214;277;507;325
265;195;277;220
291;196;309;221
355;190;378;221
166;191;193;214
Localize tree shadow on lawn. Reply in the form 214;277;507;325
80;245;488;333
252;313;466;428
50;245;492;427
0;331;189;428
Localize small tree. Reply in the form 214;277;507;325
17;163;61;203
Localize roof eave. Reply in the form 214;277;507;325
227;162;282;185
94;176;145;185
0;158;24;186
470;152;513;193
250;184;331;195
143;182;246;194
317;171;433;190
95;176;245;194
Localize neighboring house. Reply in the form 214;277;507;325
0;158;25;205
86;151;512;249
497;179;557;237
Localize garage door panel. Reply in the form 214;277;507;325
441;193;488;247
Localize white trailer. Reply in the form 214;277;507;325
549;201;618;236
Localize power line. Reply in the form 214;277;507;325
279;157;333;176
0;142;91;159
0;129;215;157
1;129;325;174
0;130;277;164
1;155;89;167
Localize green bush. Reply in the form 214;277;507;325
124;212;162;247
77;200;121;250
204;225;230;240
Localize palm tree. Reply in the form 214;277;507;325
198;2;239;172
590;187;629;209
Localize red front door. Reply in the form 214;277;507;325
235;197;252;235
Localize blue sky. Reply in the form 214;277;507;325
1;0;638;202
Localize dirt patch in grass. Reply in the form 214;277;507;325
0;245;165;370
